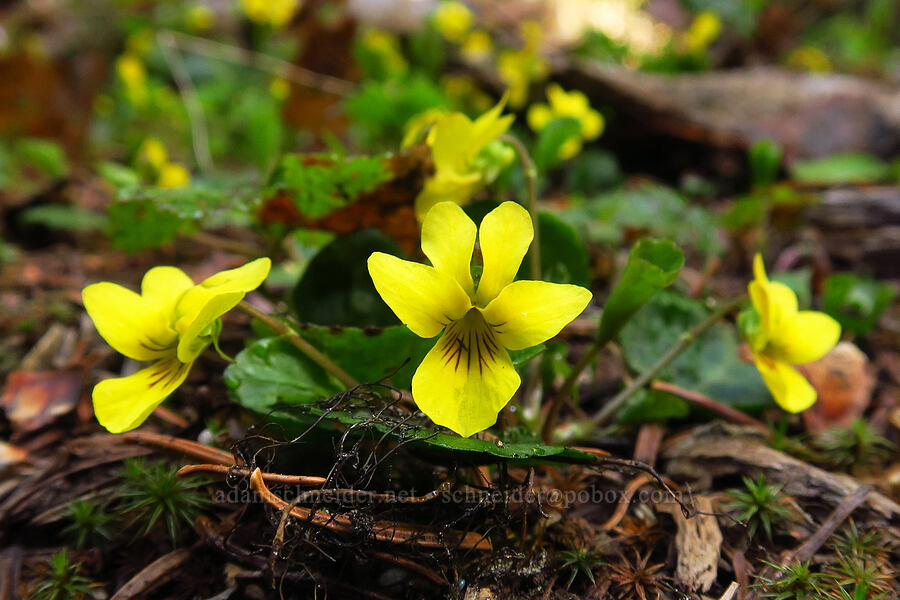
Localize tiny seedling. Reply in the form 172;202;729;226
825;552;894;599
63;499;116;548
725;474;800;542
31;549;98;600
557;544;605;588
754;561;825;600
117;458;210;545
814;420;894;472
829;521;887;563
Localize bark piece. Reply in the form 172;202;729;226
662;423;900;522
658;496;722;592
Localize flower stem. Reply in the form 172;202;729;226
542;295;746;441
237;301;359;389
590;295;747;427
500;134;540;281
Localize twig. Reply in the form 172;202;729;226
120;431;234;465
370;552;446;587
187;231;262;257
156;31;214;174
719;582;740;600
599;473;653;530
237;301;359;388
110;548;192;600
248;468;492;550
650;381;769;431
591;296;747;427
159;30;355;97
176;463;326;486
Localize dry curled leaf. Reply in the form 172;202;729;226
800;342;874;433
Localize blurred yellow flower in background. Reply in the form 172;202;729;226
116;54;148;107
527;84;604;159
157;163;191;189
685;11;721;52
432;1;473;43
240;0;299;28
413;97;514;217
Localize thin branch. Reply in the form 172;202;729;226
237;301;359;388
650;380;768;431
156;31;215;174
176;463;327;486
159;30;355;97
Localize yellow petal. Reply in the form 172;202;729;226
414;169;482;219
411;310;520;437
752;253;769;284
475;201;533;306
92;357;192;433
469;95;514;154
197;257;271;293
368;253;472;338
749;255;798;338
482;280;592;350
768;311;841;365
175;290;243;363
580;110;604;140
141;266;194;316
82;282;177;361
173;258;271;363
421;201;477;297
526;104;552;132
754;354;817;413
431;114;476;172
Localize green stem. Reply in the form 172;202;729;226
591;295;747;426
500;134;540;281
540;343;599;441
237;301;359;389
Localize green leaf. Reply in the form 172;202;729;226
596;239;684;346
266;153;391;219
518;212;590;286
298;325;435;390
292;228;403;327
19;205;107;232
534;117;582;171
618;389;689;424
106;201;184;253
14;138;68;178
565;148;623;195
790;153;894;184
618;291;770;422
822;273;897;335
224;337;340;412
238;92;284;172
96;161;141;188
267;405;597;465
748;138;783;187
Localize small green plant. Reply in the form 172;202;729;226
63;499;116;548
117;458;210;545
814;420;894;472
557;544;605;588
32;549;98;600
754;561;825;600
824;552;895;599
725;474;800;542
829;522;887;563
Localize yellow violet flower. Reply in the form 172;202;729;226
268;77;291;101
83;259;271;433
685;11;721;52
116;54;148;107
368;201;592;437
461;30;493;62
138;138;168;171
527;84;604;160
432;1;473;43
157;162;191;189
744;254;840;413
240;0;298;28
415;98;514;218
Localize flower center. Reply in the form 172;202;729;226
438;309;500;375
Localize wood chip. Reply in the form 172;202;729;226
657;496;722;592
110;548;192;600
